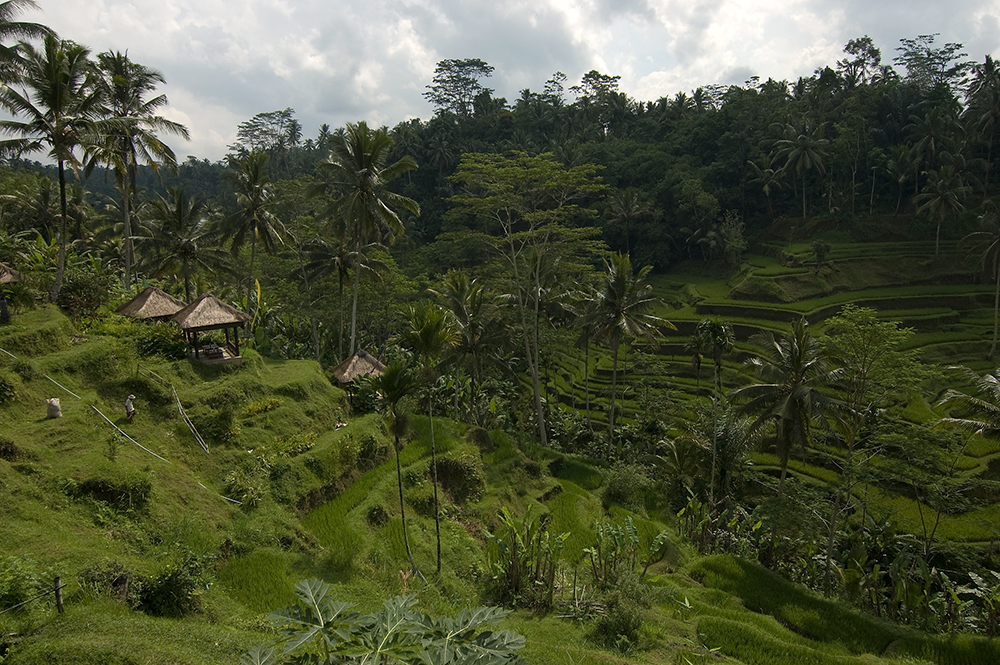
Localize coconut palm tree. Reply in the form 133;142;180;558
313;121;419;356
916;164;969;255
135;187;226;301
586;252;672;459
0;34;108;302
696;316;735;503
89;50;189;293
731;318;843;496
374;360;424;583
302;235;387;362
0;0;50;82
221;150;284;312
774;121;829;220
401;300;456;574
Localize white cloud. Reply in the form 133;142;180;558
19;0;1000;160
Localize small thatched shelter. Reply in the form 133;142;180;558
116;286;187;321
331;349;386;385
172;293;250;361
0;262;21;284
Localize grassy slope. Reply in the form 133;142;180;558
1;304;998;664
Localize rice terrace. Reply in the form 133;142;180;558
4;2;1000;664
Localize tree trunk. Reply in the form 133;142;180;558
606;334;619;460
349;252;360;356
246;234;258;314
429;393;442;574
49;160;69;304
395;437;422;581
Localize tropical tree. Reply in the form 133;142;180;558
302;235;386;362
695;317;735;503
429;270;507;397
916;164;969;255
965;55;1000;191
962;203;1000;359
605;188;651;257
89;50;189;293
731;318;843;496
0;0;49;82
401;300;456;574
774;121;829;220
586;252;671;458
313;121;418;356
135;187;225;301
373;361;423;582
221;150;284;312
0;33;107;301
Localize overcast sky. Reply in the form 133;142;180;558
30;0;1000;161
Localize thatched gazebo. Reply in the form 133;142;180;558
172;293;250;364
0;261;21;324
116;286;187;322
331;349;386;385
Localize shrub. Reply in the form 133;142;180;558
434;451;486;503
134;322;188;359
602;462;652;510
0;373;15;405
11;360;34;381
356;433;388;470
77;559;143;608
349;374;379;414
139;553;208;618
0;437;18;461
591;594;643;654
0;555;44;613
366;505;389;528
57;265;114;319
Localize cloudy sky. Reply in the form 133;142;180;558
30;0;1000;161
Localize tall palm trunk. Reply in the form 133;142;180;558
349;234;361;355
49;160;68;303
395;435;422;581
246;234;258;314
606;332;620;460
429;394;441;573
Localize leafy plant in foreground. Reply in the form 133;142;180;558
243;578;525;665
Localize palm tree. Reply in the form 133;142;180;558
374;360;424;583
937;367;1000;437
0;0;49;82
731;318;843;496
313;121;419;356
221;150;284;312
606;188;651;257
302;236;386;362
586;252;672;458
774;121;829;220
965;56;1000;191
962;203;1000;360
0;34;108;302
696;317;735;503
135;187;225;301
401;300;456;574
916;164;969;255
89;50;189;294
428;270;506;397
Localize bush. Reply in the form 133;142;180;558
77;559;143;608
11;360;34;381
349;375;379;414
356;433;388;470
591;594;644;654
434;451;486;503
366;504;389;528
74;469;153;512
0;373;15;405
134;322;188;360
139;553;208;618
0;555;44;613
0;437;18;461
57;265;114;319
602;462;652;510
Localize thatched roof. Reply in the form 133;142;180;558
331;349;386;384
0;262;21;284
172;293;250;331
116;287;187;320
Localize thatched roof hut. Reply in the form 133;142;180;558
0;262;21;284
116;286;187;321
173;293;250;360
331;349;386;385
